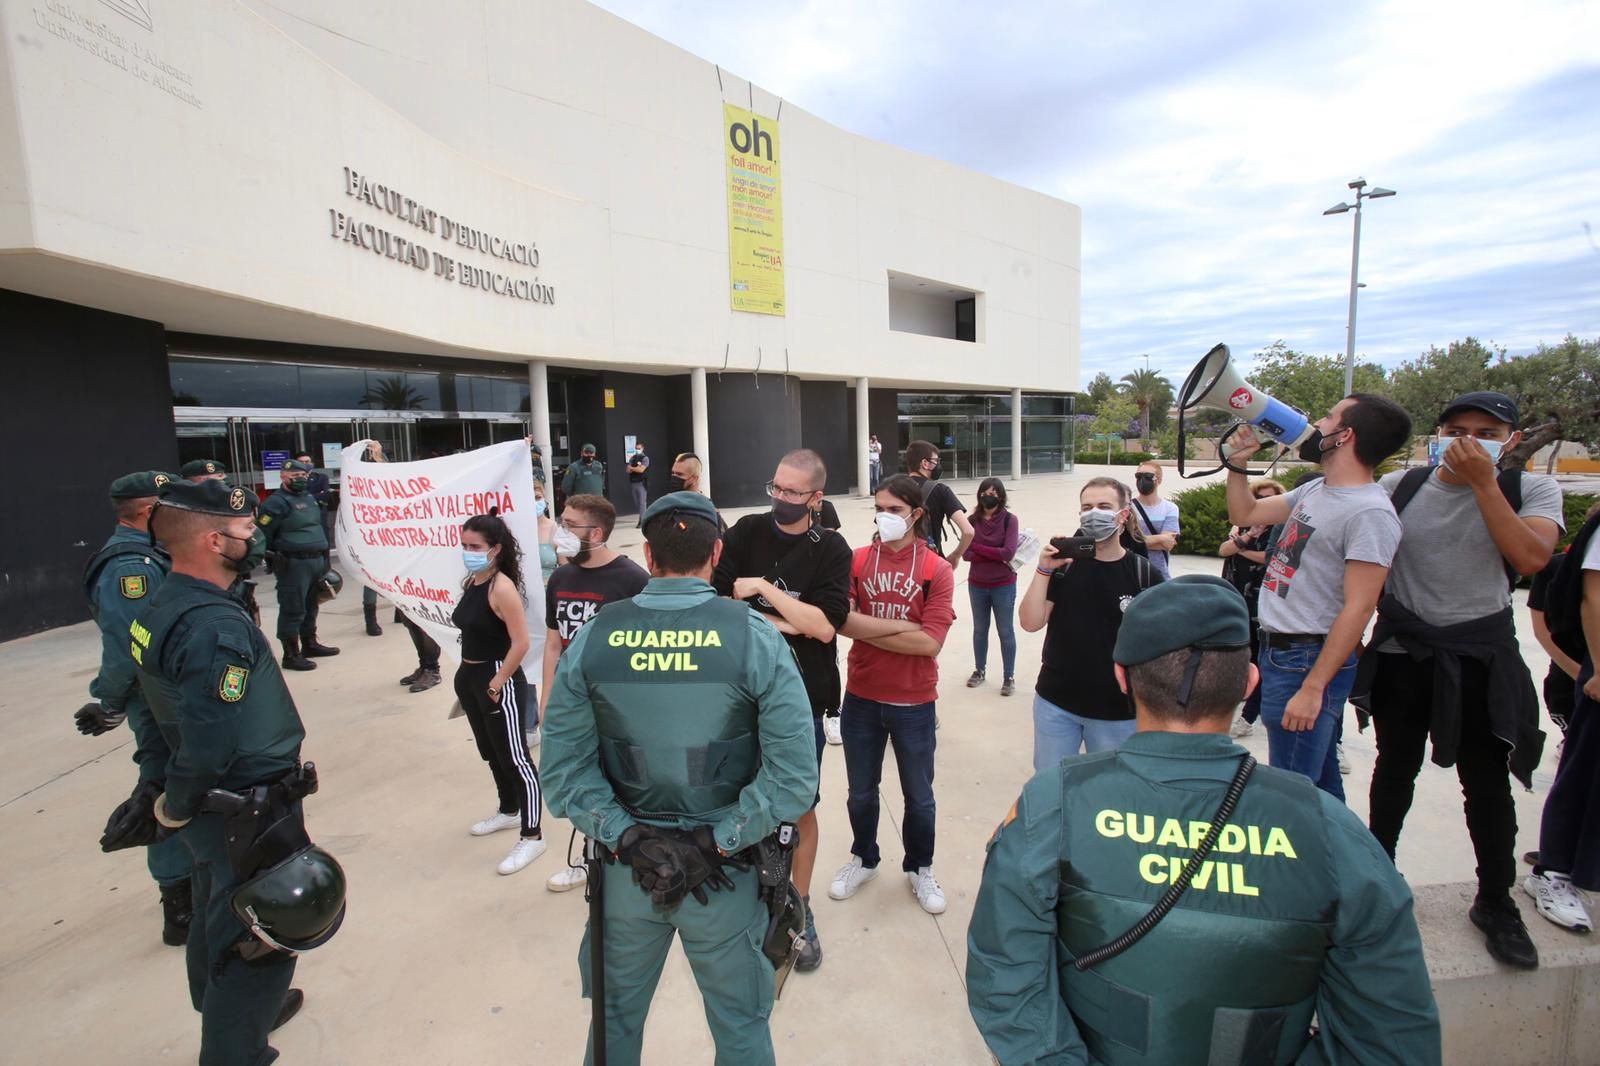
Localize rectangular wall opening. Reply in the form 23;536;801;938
887;271;981;341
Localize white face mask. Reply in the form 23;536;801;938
552;528;582;555
1431;435;1507;470
875;512;909;542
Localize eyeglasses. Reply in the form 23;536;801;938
765;481;815;503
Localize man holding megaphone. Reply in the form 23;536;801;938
1224;394;1413;799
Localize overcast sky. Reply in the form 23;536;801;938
595;0;1600;386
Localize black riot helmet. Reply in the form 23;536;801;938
229;845;348;954
315;569;344;604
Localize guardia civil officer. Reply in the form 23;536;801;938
77;470;194;945
257;458;338;670
137;479;314;1066
966;575;1441;1066
182;459;267;625
543;491;818;1066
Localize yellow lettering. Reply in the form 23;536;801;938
1248;825;1262;854
679;630;698;646
1263;827;1297;859
1191;859;1215;890
1126;814;1154;844
1217;825;1246;853
1156;818;1187;848
609;630;626;647
703;630;722;647
1215;862;1231;893
130;641;143;664
660;630;678;648
1188;821;1212;851
643;630;661;648
630;651;647;670
1231;863;1259;896
1138;853;1167;885
1095;809;1123;839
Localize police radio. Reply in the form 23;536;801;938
1175;343;1318;478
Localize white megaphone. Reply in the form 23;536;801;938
1175;343;1316;478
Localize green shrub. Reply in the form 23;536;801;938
1562;493;1597;549
1170;482;1232;558
1073;450;1156;466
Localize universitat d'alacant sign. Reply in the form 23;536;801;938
328;167;556;306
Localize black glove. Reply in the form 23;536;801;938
615;825;739;912
100;780;170;852
75;702;126;737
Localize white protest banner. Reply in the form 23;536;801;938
334;439;544;674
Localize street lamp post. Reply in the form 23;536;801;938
1324;178;1396;395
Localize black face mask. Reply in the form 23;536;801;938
771;498;811;526
979;495;1000;509
925;463;942;481
1135;474;1156;494
1296;426;1345;464
218;532;256;574
669;475;688;492
582;456;595;465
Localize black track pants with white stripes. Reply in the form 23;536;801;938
454;660;542;837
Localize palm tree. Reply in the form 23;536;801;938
360;375;425;411
1118;368;1174;451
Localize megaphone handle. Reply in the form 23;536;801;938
1218;423;1280;476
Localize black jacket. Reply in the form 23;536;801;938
1545;512;1600;661
1351;594;1544;787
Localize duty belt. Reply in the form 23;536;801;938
199;763;320;879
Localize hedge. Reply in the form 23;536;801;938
1072;451;1156;466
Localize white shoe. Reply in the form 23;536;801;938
547;864;588;892
1523;871;1593;932
526;725;542;747
828;856;878;900
470;811;521;837
1336;743;1351;775
498;837;547;876
1230;716;1254;738
823;714;842;746
909;867;947;915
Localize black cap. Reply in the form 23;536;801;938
158;478;259;517
181;458;226;478
110;470;175;500
1440;391;1518;428
640;491;720;535
1113;575;1251;666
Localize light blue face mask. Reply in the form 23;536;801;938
534;498;547;517
1431;435;1506;469
463;549;492;574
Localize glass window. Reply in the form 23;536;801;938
171;358;298;407
299;366;369;409
358;372;431;412
1024;395;1068;416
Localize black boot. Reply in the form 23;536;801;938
363;604;383;636
281;637;317;671
1470;893;1539;970
273;989;305;1031
409;667;442;693
301;632;340;657
159;879;193;947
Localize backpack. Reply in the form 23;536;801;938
1545;514;1598;661
1390;466;1523;589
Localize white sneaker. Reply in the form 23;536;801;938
1336;743;1351;775
526;725;542;747
547;864;588;892
823;714;842;746
470;811;521;837
828;856;878;900
1523;871;1593;932
498;837;547;876
909;867;947;915
1230;716;1254;738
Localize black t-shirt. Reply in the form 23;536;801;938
1036;553;1163;719
814;499;842;532
627;451;649;483
712;513;853;715
1527;551;1564;613
916;478;965;555
544;555;651;648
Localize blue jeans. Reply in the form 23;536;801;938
1258;641;1358;800
1032;694;1137;771
969;582;1018;679
840;694;937;872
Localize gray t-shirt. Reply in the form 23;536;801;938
1379;469;1564;632
1133;497;1181;579
1259;480;1402;634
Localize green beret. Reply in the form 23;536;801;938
283;459;314;474
110;470;175;500
580;443;597;454
181;458;227;478
157;478;259;517
1113;575;1251;666
640;491;720;535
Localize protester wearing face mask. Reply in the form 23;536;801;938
452;510;546;877
963;477;1021;696
669;451;728;532
256;458;339;671
561;442;606;501
832;474;956;916
1019;477;1162;768
904;439;974;568
1131;462;1181;578
533;480;560;588
538;493;649;892
1351;392;1565;968
1226;394;1411;801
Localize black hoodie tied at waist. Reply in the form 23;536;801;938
1350;593;1545;788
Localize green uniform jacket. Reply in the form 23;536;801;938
130;573;306;821
561;458;606;498
86;525;169;711
257;486;328;552
542;576;817;853
966;732;1441;1066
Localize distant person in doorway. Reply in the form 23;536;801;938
1131;461;1180;578
904;439;973;569
963;477;1020;696
627;440;651;526
868;434;883;491
561;442;606;499
357;444;385;636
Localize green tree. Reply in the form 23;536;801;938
1244;341;1385;422
360;374;425;411
1077;371;1117;415
1488;335;1600;469
1118;368;1174;450
1385;337;1498;439
1089;393;1141;460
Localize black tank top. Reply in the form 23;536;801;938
452;578;512;660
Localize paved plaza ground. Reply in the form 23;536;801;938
0;466;1571;1064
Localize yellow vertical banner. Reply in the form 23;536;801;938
724;103;785;315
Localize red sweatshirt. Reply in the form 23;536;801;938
845;539;956;705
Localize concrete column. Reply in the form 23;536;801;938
1011;387;1023;480
691;367;710;498
527;360;552;460
856;376;871;497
